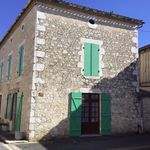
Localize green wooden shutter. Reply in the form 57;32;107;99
18;46;24;76
84;43;91;76
84;42;100;77
101;93;111;135
7;55;12;80
5;95;9;118
70;92;82;136
92;44;99;76
0;62;3;81
15;92;23;131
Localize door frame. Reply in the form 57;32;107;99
81;93;101;135
80;88;101;135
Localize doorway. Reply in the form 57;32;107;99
81;93;100;135
0;95;2;115
12;93;17;131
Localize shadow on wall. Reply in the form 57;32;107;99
38;60;141;146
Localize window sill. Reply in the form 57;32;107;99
16;76;23;83
83;76;101;79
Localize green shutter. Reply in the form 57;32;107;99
18;46;24;76
15;92;23;131
0;62;3;81
84;42;100;77
5;95;9;118
7;55;12;80
84;43;91;76
92;44;99;76
70;92;82;136
101;93;111;135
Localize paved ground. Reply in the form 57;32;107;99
0;142;9;150
14;134;150;150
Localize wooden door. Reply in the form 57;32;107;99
81;93;99;135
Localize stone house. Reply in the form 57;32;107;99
0;0;144;141
139;45;150;133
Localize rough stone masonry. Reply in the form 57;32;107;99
28;3;140;140
0;0;143;141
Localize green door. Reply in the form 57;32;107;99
101;93;111;135
15;92;23;131
70;92;82;136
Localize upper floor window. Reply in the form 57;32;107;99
84;42;100;77
0;61;3;81
7;55;12;80
18;45;24;76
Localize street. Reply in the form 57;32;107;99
0;142;9;150
14;134;150;150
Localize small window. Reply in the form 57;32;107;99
18;45;24;76
21;25;25;31
84;43;100;77
88;19;97;29
89;19;95;25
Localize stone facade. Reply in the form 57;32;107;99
28;3;140;140
0;1;143;141
0;6;36;136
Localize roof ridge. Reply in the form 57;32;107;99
0;0;144;48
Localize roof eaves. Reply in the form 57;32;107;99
139;44;150;52
56;0;144;26
0;0;145;49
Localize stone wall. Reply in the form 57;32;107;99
143;97;150;132
28;3;140;140
0;6;36;135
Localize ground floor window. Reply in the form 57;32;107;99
70;92;111;136
0;95;2;114
5;94;13;120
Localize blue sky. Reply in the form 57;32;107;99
0;0;150;47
